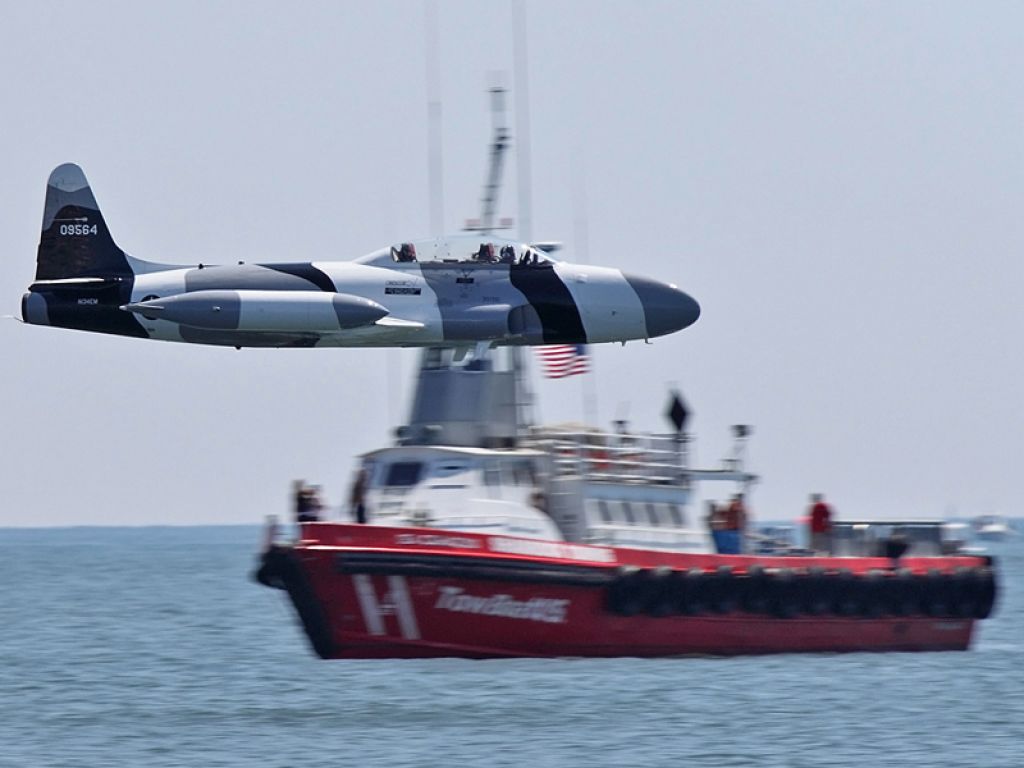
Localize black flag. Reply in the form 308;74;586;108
666;390;689;434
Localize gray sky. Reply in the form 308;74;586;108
1;1;1020;527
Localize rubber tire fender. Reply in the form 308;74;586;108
767;568;800;619
831;568;860;616
920;568;952;617
948;567;978;618
972;566;998;619
678;568;709;615
739;564;770;614
605;565;649;616
799;566;830;615
884;567;919;616
707;565;738;614
857;569;886;618
645;566;678;618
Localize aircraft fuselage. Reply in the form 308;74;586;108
22;164;700;349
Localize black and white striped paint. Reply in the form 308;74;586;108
23;164;700;349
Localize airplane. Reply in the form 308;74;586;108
20;163;700;349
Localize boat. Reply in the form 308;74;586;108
254;345;999;658
972;515;1013;542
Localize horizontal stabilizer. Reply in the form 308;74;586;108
30;276;124;291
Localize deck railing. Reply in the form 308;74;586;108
524;428;689;484
584;522;712;552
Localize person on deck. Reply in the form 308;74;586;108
723;493;749;554
294;480;321;524
808;493;833;554
707;501;729;554
350;468;369;524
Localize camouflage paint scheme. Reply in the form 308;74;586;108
23;164;700;349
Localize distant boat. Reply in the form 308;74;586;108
972;515;1013;542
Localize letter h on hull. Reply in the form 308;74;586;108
351;574;421;640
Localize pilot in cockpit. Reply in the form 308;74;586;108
474;243;496;263
518;248;540;266
499;245;516;264
391;242;417;263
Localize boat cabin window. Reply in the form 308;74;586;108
597;500;612;523
509;462;523;485
483;463;501;487
432;461;470;479
383;461;424;487
500;460;533;486
645;503;660;526
668;505;684;526
621;501;636;524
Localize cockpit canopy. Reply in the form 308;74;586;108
356;235;555;268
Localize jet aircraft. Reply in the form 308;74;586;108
21;164;700;349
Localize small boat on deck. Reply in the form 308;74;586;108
254;346;999;659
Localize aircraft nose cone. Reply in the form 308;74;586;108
624;274;701;337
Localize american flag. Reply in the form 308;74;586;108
536;344;589;379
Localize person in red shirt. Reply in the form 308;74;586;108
808;493;833;553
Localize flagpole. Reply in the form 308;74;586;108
582;351;598;426
571;146;598;427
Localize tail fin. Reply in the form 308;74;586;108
36;163;133;281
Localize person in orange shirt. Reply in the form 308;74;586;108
715;493;748;554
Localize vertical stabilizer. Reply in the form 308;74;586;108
36;163;132;280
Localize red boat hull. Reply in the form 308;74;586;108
258;523;994;659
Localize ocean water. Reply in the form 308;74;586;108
1;526;1021;768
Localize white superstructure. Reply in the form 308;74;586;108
346;346;755;554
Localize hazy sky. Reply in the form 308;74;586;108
1;1;1020;527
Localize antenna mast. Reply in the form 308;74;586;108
473;86;510;233
425;0;444;236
